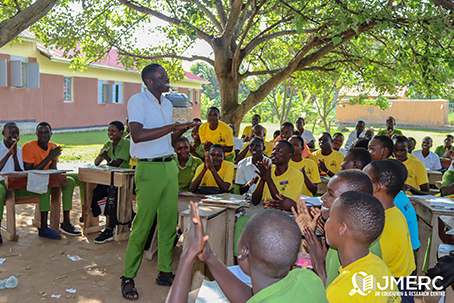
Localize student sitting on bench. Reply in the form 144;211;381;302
340;147;372;171
22;122;81;237
310;133;344;177
166;203;328;303
0;123;55;241
235;125;272;163
174;137;202;192
190;144;234;194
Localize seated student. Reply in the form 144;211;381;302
364;128;374;140
301;170;378;286
377;116;403;137
368;135;394;161
288;135;320;197
309;133;344;177
363;160;416;302
90;121;131;243
167;204;328;303
174;137;203;192
435;134;454;158
190;144;234;193
323;192;400;303
241;114;267;141
235;125;272;163
189;123;204;160
332;132;347;155
274;122;311;158
235;137;270;195
340;147;372;170
296;117;315;149
345;120;366;150
352;138;370;149
229;124;244;156
393;135;429;195
273;130;280;141
186;118;201;143
413;136;442;171
199;107;235;163
440;161;454;197
22;122;81;237
408;137;416;154
0;123;56;241
251;140;303;207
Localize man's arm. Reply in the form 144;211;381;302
224;145;233;153
234;144;249;164
404;183;430;195
302;166;318;196
129;121;196;143
0;149;12;172
24;146;61;170
210;166;230;192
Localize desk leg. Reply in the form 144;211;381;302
1;190;18;241
416;216;432;276
49;187;61;232
428;216;442;271
225;209;236;267
113;175;133;242
82;182;104;235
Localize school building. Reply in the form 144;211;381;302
0;30;208;132
337;87;449;128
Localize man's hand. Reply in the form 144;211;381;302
242;136;250;143
301;165;307;175
203;141;213;152
204;152;215;172
49;146;62;160
99;147;110;159
303;227;328;280
174;121;200;131
264;193;296;211
386;129;393;137
10;140;18;159
246;176;259;188
184;202;209;260
255;160;272;182
318;159;328;173
311;208;325;235
447;149;454;160
291;196;321;232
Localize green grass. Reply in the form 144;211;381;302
16;124;453;163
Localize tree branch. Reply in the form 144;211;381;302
223;0;246;41
0;0;59;48
241;29;299;59
119;0;213;43
181;0;223;33
430;0;454;11
117;50;215;66
215;1;228;28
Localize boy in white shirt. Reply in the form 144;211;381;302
413;136;442;170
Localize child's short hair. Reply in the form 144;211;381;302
372;135;394;157
334;170;373;194
37;122;52;131
336;191;385;246
210;144;225;154
366;159;405;198
321;132;333;141
109;120;125;132
207;106;220;114
280;122;294;131
393;135;408;145
252;124;265;134
250;136;264;148
3;122;18;131
276;140;295;156
408;137;416;145
346;148;372;168
273;130;280;139
242;209;301;276
175;136;190;145
333;132;344;139
290;135;305;149
192;118;202;123
353;139;370;149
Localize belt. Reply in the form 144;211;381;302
138;156;174;163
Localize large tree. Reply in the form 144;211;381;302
0;0;59;48
34;0;454;130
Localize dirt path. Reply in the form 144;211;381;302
0;188;180;303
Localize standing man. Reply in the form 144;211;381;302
344;120;366;150
377;116;403;137
296;117;315;149
121;64;197;300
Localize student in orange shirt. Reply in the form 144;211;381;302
22;122;81;238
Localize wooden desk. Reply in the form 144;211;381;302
78;166;134;241
409;196;454;275
428;170;443;186
439;215;454;245
1;171;66;241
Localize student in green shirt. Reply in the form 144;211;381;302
435;134;454;157
166;203;327;303
174;137;203;192
377;116;403;137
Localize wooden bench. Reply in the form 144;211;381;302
1;172;66;241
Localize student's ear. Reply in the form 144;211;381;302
339;222;347;237
352;160;359;169
237;246;249;261
372;182;381;194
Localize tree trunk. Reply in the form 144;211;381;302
0;0;59;48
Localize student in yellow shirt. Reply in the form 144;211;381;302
322;191;401;303
368;135;394;161
241;114;267;141
288;135;320;196
310;133;344;176
251;140;304;207
235;124;272;163
340;147;372;171
392;135;429;195
190;144;234;193
198;107;235;163
363;159;416;302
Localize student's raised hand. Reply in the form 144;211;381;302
246;176;259;188
310;207;325;235
49;145;62;160
318;158;328;173
447;149;454;161
203;141;213;152
300;165;307;175
303;227;328;278
242;136;250;143
386;129;393;137
99;147;110;159
255;160;272;182
264;193;296;211
9;140;18;158
184;202;209;259
291;196;320;232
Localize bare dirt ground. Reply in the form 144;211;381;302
0;188;180;303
